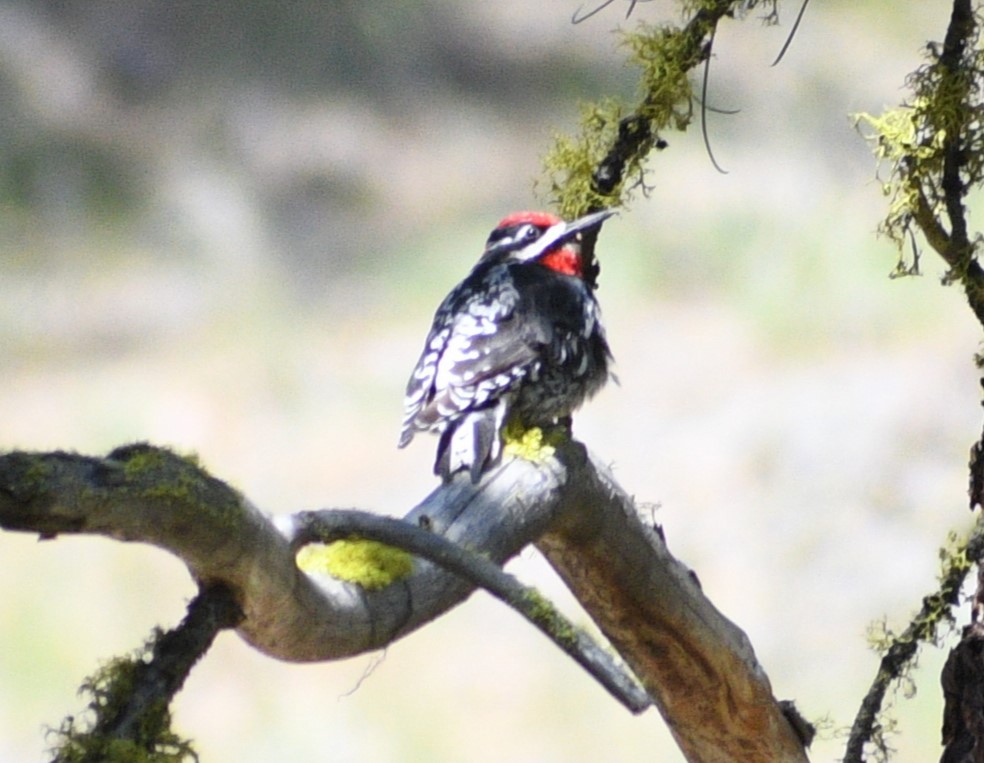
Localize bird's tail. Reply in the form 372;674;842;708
434;404;506;483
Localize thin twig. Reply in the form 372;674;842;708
701;23;729;174
288;508;652;714
572;0;617;24
572;0;647;24
843;517;983;762
771;0;811;67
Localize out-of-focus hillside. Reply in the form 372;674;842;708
0;1;976;761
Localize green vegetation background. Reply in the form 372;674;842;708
0;1;974;760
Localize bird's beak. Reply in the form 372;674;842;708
524;209;616;260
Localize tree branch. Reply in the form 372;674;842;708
548;0;753;285
285;509;650;713
50;583;242;762
102;584;243;741
941;525;984;763
843;516;981;763
0;440;809;762
536;453;811;762
0;443;571;661
865;0;984;324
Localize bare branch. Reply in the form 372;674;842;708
0;443;571;661
537;454;810;763
0;440;809;762
286;509;650;713
770;0;811;67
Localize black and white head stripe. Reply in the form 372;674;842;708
484;209;615;262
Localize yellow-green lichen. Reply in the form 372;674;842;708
112;442;197;478
540;2;790;219
501;420;567;464
855;22;984;280
540;21;705;218
858;526;977;760
866;530;971;655
856;103;947;277
623;24;697;130
107;444;243;531
522;589;578;649
543;98;628;220
297;539;413;590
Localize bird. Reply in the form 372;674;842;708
398;209;615;482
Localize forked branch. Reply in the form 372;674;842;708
0;440;808;762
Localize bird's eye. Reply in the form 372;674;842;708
520;224;540;241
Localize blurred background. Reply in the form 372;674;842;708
0;0;978;760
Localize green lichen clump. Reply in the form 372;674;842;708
865;529;971;653
48;650;196;763
541;1;778;219
625;23;699;128
522;589;578;650
117;444;208;502
297;539;413;590
856;24;984;278
543;24;697;219
501;419;567;464
106;443;242;531
119;446;201;481
544;98;626;220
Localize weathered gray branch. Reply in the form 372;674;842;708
285;508;649;713
535;453;811;762
0;440;809;762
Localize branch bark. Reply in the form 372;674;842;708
0;440;809;762
536;454;810;762
284;508;650;713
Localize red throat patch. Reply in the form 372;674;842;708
539;246;582;277
496;211;582;277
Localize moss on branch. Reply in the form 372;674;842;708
539;0;780;281
856;0;984;324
